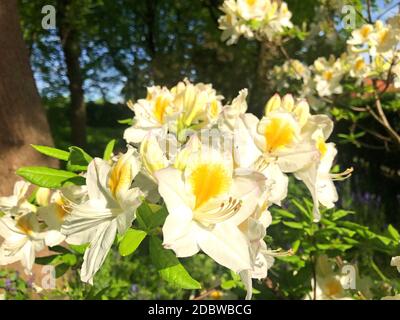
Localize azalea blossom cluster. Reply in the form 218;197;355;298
270;16;400;100
0;77;353;298
218;0;293;45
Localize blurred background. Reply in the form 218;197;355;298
0;0;399;299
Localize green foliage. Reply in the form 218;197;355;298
118;229;147;257
16;166;84;188
31;144;70;161
103;139;116;161
66;147;93;172
149;236;201;290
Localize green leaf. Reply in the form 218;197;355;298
118;118;133;125
291;199;311;220
119;228;147;256
103;139;116;161
331;210;354;221
31;145;69;161
220;279;237;290
35;255;61;265
274;208;296;219
388;224;400;242
55;263;70;278
136;202;168;231
16;166;81;188
316;243;353;251
292;240;301;253
282;221;304;229
67;147;93;172
149;236;201;290
49;245;71;254
69;244;89;254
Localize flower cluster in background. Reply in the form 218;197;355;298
218;0;293;45
270;16;400;104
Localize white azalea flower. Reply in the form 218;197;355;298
0;212;58;273
309;255;352;300
218;0;293;44
124;86;174;144
155;147;266;275
0;180;35;217
171;79;224;141
391;256;400;272
239;206;275;299
295;127;352;221
61;146;143;284
313;56;344;97
38;185;87;231
233;95;320;205
347;24;374;48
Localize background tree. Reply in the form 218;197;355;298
0;0;56;196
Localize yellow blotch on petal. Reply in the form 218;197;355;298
153;96;170;124
325;279;343;297
316;137;328;158
264;117;296;152
55;197;68;221
189;163;231;209
16;215;33;236
109;157;132;199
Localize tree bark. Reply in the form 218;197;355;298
0;1;56;196
57;1;86;147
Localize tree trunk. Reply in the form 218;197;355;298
0;1;56;196
57;1;86;147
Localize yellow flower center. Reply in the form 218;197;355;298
246;0;256;6
189;163;231;209
323;70;333;81
264;117;296;152
378;29;389;45
325;279;342;297
361;25;372;38
355;58;365;71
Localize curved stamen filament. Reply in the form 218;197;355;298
194;197;242;225
330;167;353;181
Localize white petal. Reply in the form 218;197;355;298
80;221;117;284
163;222;200;258
239;270;253;300
228;169;266;225
86;158;113;205
44;230;66;247
197;223;251;272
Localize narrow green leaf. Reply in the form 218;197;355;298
35;255;61;265
119;228;147;256
103;139;116;161
31;144;69;161
118;118;133;125
67;147;93;172
16;167;80;188
282;221;304;229
331;210;354;221
388;224;400;242
149;236;201;290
